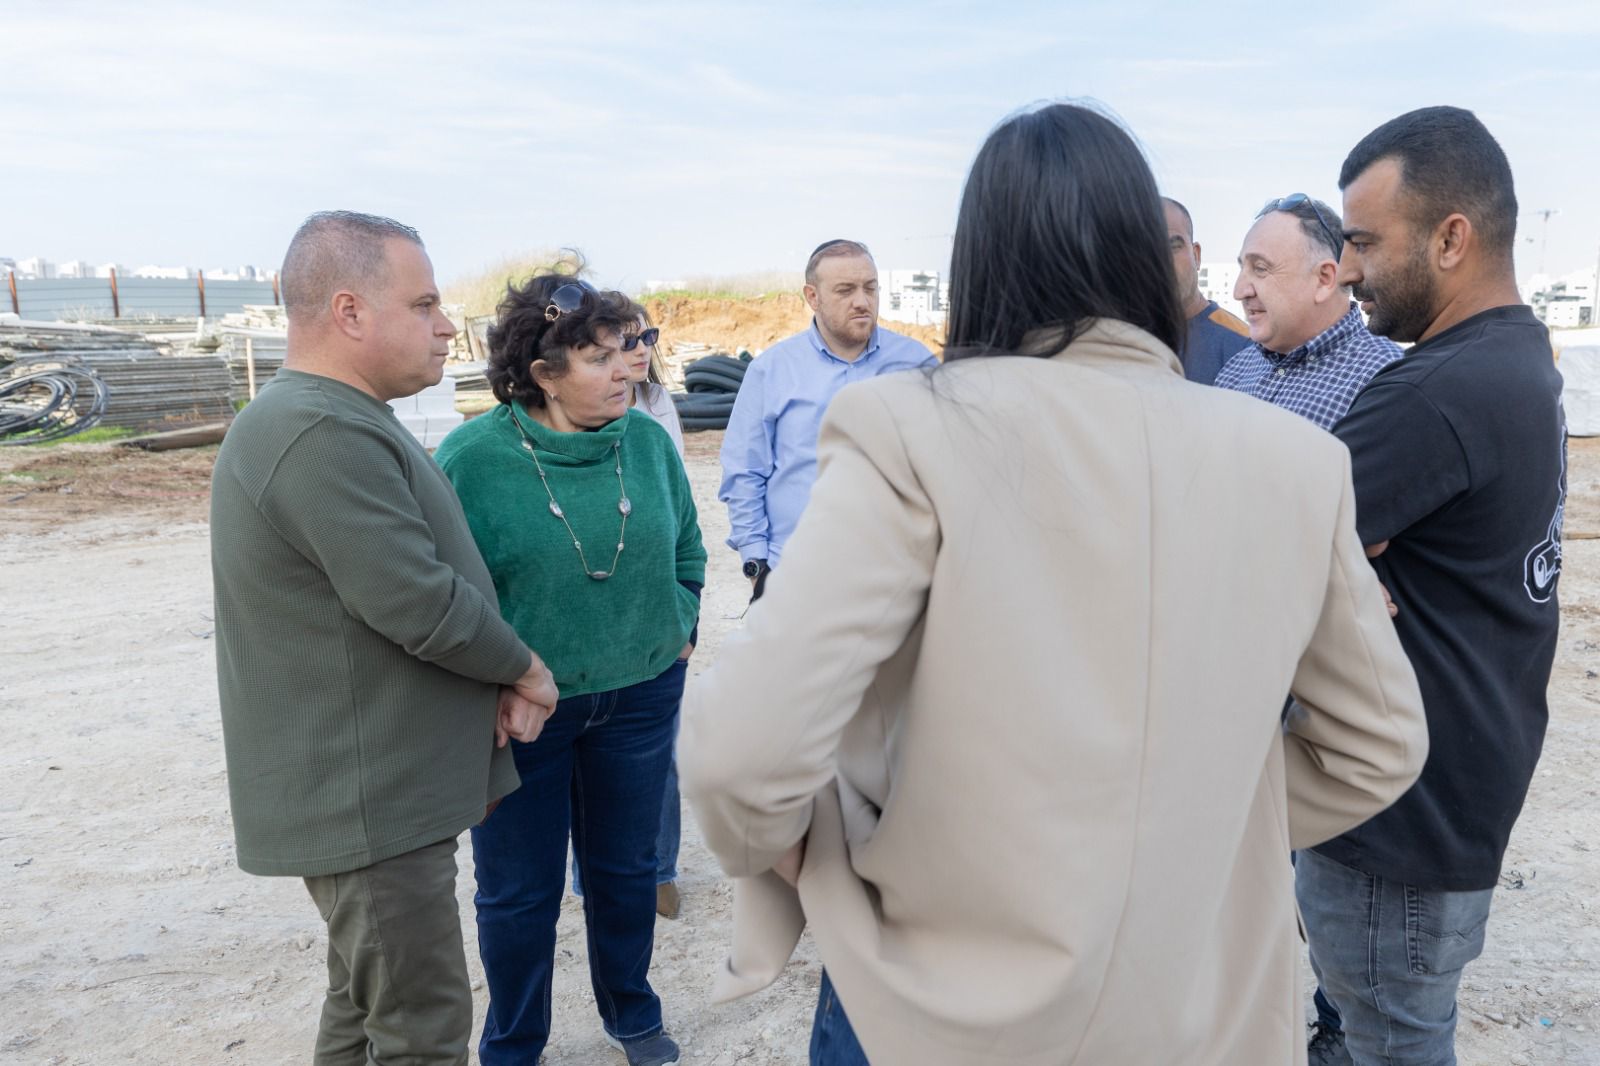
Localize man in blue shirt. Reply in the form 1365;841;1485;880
719;239;937;596
1164;197;1251;384
1216;195;1400;429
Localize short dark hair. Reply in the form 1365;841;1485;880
1162;197;1194;240
945;103;1185;360
1339;106;1518;260
281;210;422;322
486;272;643;408
804;239;873;286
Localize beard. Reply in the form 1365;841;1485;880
1355;246;1438;343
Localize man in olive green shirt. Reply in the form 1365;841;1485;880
210;211;558;1066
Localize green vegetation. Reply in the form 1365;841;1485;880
33;426;140;446
639;271;800;302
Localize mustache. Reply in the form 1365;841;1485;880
1351;285;1375;302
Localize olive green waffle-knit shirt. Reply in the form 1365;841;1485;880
211;369;531;877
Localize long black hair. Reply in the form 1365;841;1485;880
944;103;1185;361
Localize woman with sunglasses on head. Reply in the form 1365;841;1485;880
679;102;1428;1065
571;310;689;920
435;275;704;1066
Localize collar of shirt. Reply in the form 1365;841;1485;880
807;319;882;365
1259;303;1364;369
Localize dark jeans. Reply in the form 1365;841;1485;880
571;711;681;894
471;661;684;1065
810;971;871;1066
302;836;471;1066
1297;848;1494;1065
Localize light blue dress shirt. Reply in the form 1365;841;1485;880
718;321;937;566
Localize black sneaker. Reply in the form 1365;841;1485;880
604;1030;680;1066
1307;1020;1349;1066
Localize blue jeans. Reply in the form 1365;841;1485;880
471;661;684;1065
810;971;871;1065
1296;848;1495;1066
572;715;680;894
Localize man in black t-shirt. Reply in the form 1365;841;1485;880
1296;107;1565;1066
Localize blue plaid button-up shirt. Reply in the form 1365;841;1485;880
1214;304;1402;430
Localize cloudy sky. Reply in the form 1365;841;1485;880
4;0;1598;291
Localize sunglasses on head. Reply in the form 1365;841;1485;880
620;327;660;352
1260;193;1341;258
544;280;597;322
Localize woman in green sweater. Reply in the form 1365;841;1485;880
435;275;705;1066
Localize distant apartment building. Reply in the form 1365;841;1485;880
1197;262;1245;319
16;257;54;279
133;264;193;279
56;260;93;279
1529;267;1597;330
201;265;270;282
883;268;947;324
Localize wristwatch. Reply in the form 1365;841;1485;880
743;558;769;579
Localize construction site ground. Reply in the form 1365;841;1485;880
2;432;1597;1065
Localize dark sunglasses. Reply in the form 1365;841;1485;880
620;328;660;352
1260;193;1341;258
544;280;597;322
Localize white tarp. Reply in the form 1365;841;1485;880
1554;329;1600;436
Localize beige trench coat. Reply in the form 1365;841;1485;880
680;320;1427;1065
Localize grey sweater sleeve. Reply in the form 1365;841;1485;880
256;414;531;686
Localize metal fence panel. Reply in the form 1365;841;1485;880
7;276;277;320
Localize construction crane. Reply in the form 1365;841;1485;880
1530;208;1559;276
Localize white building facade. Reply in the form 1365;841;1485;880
883;268;947;325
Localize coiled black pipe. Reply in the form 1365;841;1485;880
668;353;753;431
0;366;111;445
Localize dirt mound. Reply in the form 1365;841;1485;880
0;442;216;532
643;293;944;357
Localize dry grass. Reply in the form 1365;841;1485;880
442;249;578;319
643;270;803;300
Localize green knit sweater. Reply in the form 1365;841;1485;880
436;405;706;698
211;370;530;877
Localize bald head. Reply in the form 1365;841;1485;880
281;210;423;323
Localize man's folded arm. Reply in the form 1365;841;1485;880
258;417;531;686
1284;456;1429;849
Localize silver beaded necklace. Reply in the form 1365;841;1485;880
511;411;631;581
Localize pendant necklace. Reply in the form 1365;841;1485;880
511;413;630;581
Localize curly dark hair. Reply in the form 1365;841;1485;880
486;273;644;408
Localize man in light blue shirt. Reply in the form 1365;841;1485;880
719;239;937;596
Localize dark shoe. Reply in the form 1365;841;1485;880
1307;1021;1349;1066
605;1030;680;1066
656;880;681;920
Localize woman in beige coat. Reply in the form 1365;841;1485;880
679;103;1428;1066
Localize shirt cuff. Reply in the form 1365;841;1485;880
736;539;770;566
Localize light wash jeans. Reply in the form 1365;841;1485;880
1296;848;1495;1066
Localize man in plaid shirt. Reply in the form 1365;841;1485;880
1218;194;1403;1061
1216;195;1400;428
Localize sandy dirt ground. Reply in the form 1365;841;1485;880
644;294;945;359
1;431;1597;1065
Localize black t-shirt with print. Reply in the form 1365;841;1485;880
1317;305;1565;891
